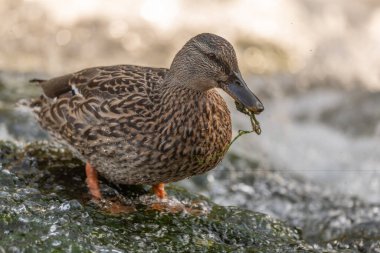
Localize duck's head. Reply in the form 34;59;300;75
169;33;264;114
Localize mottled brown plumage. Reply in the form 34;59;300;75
29;33;263;188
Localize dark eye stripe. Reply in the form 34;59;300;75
205;53;231;74
193;43;232;74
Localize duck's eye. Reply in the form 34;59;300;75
207;53;217;60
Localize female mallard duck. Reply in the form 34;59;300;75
29;33;264;199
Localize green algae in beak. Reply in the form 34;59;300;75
235;101;262;135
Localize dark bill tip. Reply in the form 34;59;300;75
224;72;264;114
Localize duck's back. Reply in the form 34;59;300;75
31;65;168;160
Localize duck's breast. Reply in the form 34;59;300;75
146;89;232;183
88;89;232;185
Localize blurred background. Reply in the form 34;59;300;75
1;0;380;205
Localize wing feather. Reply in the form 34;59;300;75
32;65;168;152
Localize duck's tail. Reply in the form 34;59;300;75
29;78;46;84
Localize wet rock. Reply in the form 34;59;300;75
329;222;380;252
185;152;380;253
0;141;326;252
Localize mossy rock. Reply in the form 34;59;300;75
0;140;332;252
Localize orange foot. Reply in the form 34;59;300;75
152;183;167;199
85;162;135;214
85;162;102;200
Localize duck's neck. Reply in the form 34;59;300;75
158;65;213;108
164;73;212;92
156;71;231;130
155;74;232;163
159;77;205;114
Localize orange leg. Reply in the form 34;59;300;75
152;183;167;199
85;162;102;200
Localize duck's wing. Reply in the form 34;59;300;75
40;65;167;100
31;65;168;154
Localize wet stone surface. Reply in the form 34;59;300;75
0;141;325;253
186;154;380;252
0;141;379;252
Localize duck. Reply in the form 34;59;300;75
28;33;264;200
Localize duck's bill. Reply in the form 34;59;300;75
224;71;264;115
223;71;263;135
